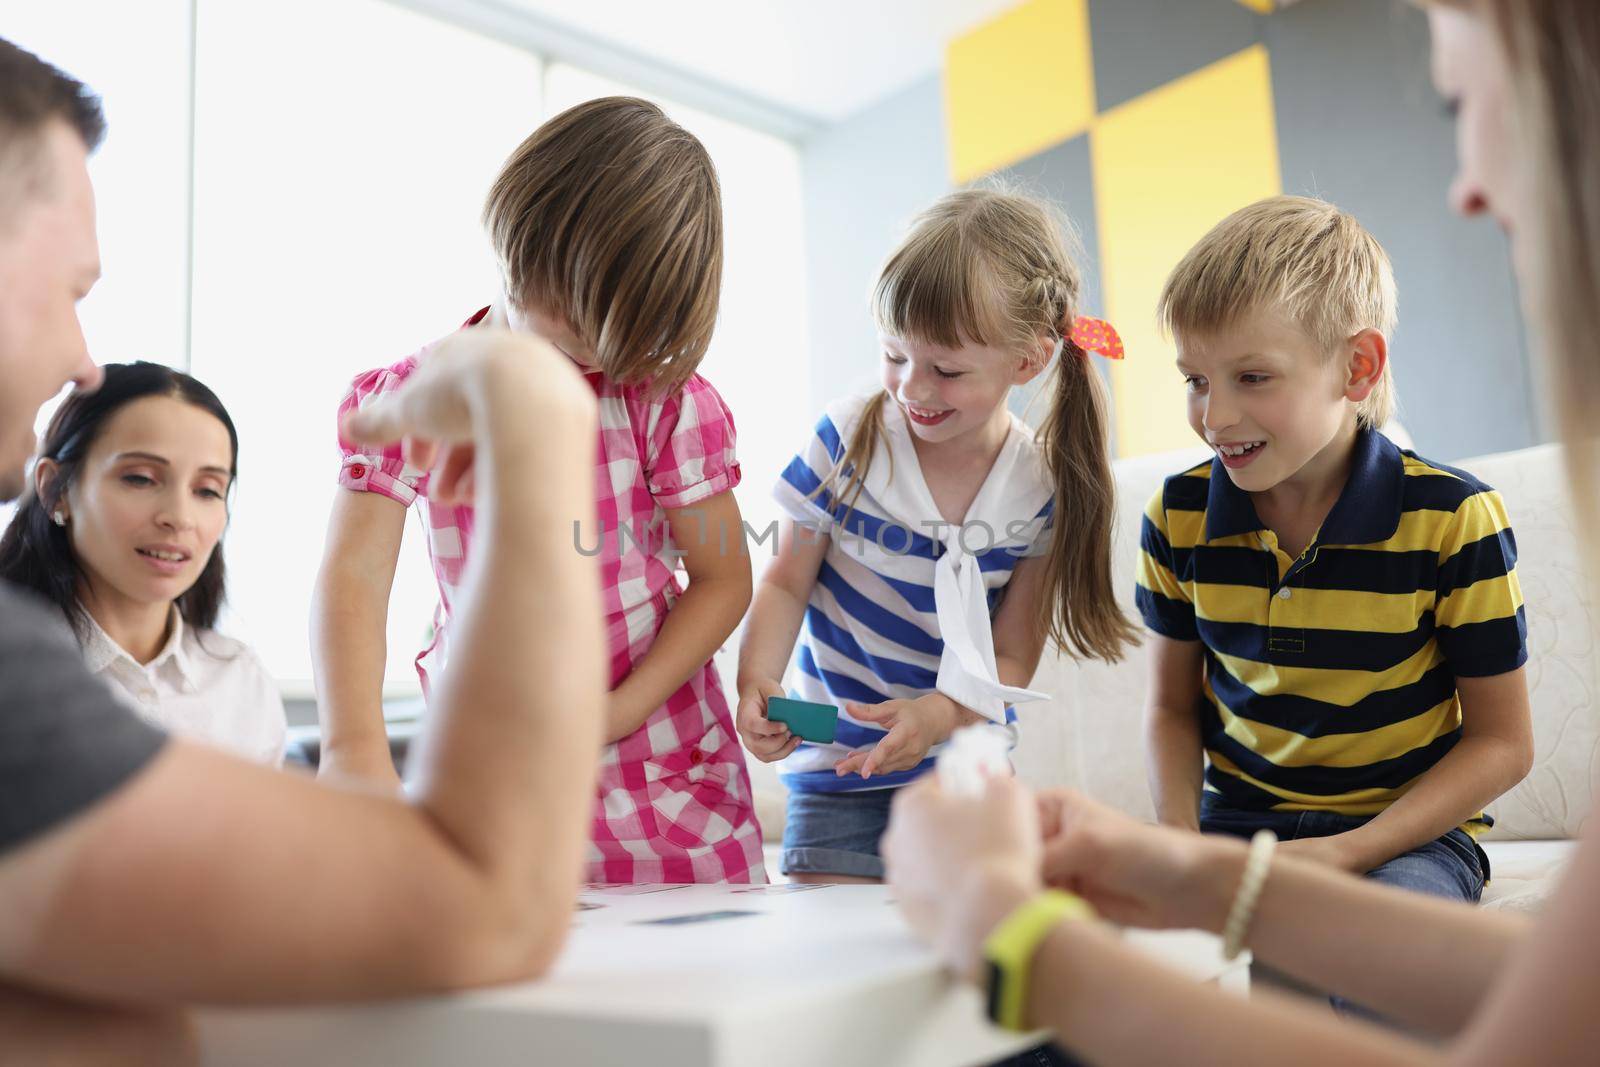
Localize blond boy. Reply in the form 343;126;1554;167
1136;197;1533;1012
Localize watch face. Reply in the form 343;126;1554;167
985;958;1006;1026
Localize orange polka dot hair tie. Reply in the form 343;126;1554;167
1069;316;1125;360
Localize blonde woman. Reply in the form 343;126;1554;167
884;2;1600;1063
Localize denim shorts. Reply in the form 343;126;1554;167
780;787;897;879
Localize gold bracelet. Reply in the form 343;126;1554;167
1221;829;1276;961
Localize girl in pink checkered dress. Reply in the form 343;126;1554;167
312;97;765;884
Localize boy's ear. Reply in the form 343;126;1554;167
1343;328;1388;403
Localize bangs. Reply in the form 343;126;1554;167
871;223;1010;350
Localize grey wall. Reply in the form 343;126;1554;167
1265;0;1539;460
799;0;1542;462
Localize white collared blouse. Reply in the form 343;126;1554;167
80;607;287;767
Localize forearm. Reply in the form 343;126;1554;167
0;984;196;1066
606;574;747;742
309;575;396;778
1335;735;1530;872
946;651;1044;729
736;578;809;692
413;363;603;942
1029;913;1438;1067
919;643;1050;740
1146;702;1204;829
0;337;605;1005
1182;836;1528;1036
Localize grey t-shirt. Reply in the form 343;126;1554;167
0;581;167;854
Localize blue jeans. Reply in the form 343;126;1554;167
1201;794;1487;1020
780;787;896;879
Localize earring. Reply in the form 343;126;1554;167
51;510;66;527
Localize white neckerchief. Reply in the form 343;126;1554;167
854;395;1053;722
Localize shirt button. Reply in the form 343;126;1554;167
690;750;704;766
349;464;368;479
1277;587;1292;600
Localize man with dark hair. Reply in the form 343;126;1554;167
0;38;606;1063
0;40;105;501
0;37;105;150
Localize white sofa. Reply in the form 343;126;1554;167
742;442;1595;906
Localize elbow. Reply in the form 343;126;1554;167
464;909;571;989
731;564;754;615
1470;729;1536;795
113;1009;199;1067
713;568;754;639
1143;699;1191;732
1506;733;1536;789
426;883;578;992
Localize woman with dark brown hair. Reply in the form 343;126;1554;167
0;361;286;764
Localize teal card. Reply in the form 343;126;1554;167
765;697;839;744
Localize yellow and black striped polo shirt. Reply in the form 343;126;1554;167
1135;427;1526;822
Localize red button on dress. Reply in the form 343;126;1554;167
689;749;704;765
349;464;367;479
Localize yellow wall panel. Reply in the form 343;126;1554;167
944;0;1095;183
1091;44;1282;456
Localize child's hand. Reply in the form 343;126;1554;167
833;694;961;780
1036;787;1228;932
735;679;801;763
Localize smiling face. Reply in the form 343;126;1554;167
1179;311;1381;494
879;333;1038;446
52;394;234;614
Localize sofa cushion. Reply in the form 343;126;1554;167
1479;839;1576;911
1456;446;1598;842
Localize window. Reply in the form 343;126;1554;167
188;0;542;694
2;0;191;370
0;0;192;530
6;4;812;701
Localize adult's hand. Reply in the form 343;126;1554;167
342;328;590;503
1037;788;1235;933
882;775;1044;980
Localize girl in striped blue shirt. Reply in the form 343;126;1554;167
735;188;1134;882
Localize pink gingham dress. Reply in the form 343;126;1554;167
336;307;765;884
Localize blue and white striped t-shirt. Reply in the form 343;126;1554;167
773;392;1055;794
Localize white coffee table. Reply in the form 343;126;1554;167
197;884;1245;1066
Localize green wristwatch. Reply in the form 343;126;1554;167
983;890;1095;1032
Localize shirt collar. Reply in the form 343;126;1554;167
1205;425;1405;545
80;605;200;692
